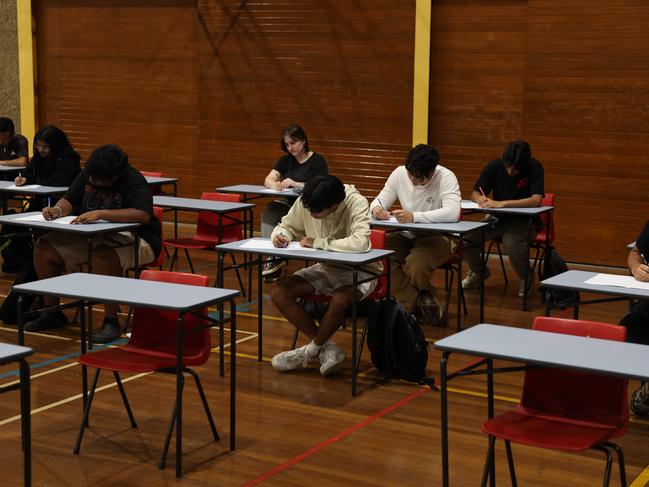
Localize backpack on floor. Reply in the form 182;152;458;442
366;297;436;389
539;246;579;309
0;260;39;325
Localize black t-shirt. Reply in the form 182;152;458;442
636;221;649;258
64;166;162;257
474;157;544;201
273;152;328;182
0;134;28;161
23;146;81;211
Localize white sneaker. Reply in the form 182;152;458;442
271;344;314;371
319;342;346;376
462;268;491;289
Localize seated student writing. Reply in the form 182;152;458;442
24;144;162;343
620;222;649;416
461;140;544;298
369;144;461;325
0;117;28;167
261;125;328;282
269;174;379;376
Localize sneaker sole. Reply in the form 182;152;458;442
320;356;346;376
261;261;287;277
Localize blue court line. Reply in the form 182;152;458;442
0;338;128;380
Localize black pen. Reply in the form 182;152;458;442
641;253;648;265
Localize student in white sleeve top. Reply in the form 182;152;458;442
369;144;461;325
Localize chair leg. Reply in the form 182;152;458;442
186;368;220;442
504;440;517;487
603;441;626;487
168;248;178;271
442;268;454;324
593;444;613;487
480;435;496;487
496;241;508;284
159;374;184;470
73;368;101;454
230;253;246;298
290;328;299;350
124;306;133;333
184;249;195;274
113;371;137;428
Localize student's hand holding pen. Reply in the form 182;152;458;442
632;252;649;282
42;206;62;221
372;199;390;220
273;234;290;248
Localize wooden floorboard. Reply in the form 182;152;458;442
0;229;647;486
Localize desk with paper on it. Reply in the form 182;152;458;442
238;239;316;251
584;273;649;291
7;184;42;190
13;214;109;225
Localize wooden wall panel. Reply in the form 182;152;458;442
430;0;649;266
35;0;415;225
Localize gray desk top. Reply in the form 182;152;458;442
216;237;393;265
0;211;140;234
541;269;649;300
216;184;300;198
461;200;554;216
371;218;488;235
145;176;178;185
0;180;68;195
0;342;33;363
14;273;239;310
435;323;649;381
0;164;24;173
153;195;255;212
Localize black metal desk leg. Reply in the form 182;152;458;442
258;255;263;361
19;359;31;487
479;228;485;323
456;238;464;332
351;268;359;397
441;351;450;487
217;251;225;377
487;358;495;487
230;298;237;451
175;314;185;478
86;238;93;350
17;296;24;346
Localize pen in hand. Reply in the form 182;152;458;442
641;253;648;265
375;198;390;220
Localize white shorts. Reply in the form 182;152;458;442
293;263;377;299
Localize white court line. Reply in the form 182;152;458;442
0;326;72;341
0;333;258;426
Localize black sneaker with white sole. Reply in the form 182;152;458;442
93;317;122;344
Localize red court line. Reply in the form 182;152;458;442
242;387;432;486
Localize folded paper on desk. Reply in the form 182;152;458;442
14;214;109;225
584;273;649;291
7;184;42;190
461;200;480;209
238;240;317;251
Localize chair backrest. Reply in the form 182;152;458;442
522;317;628;427
368;229;388;298
536;192;555;244
130;270;211;366
194;192;243;244
146;206;165;269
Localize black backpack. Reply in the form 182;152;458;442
539;246;579;309
366;297;436;389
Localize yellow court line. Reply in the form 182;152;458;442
630;465;649;487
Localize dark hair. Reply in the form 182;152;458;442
85;144;129;179
502;140;532;171
300;175;345;214
34;125;72;158
404;144;439;179
0;117;15;133
280;124;309;153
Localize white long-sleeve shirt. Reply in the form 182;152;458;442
369;165;461;223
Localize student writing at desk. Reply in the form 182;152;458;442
620;221;649;416
461;140;544;298
24;145;162;343
261;125;328;281
369;144;461;325
1;125;81;274
0;117;28;167
269;175;379;376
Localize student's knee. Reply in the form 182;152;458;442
34;239;62;264
270;282;292;304
91;248;121;275
328;289;354;311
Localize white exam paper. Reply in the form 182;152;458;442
239;240;317;251
8;184;42;190
584;273;649;291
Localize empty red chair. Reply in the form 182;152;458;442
73;270;218;470
480;316;628;486
164;191;245;293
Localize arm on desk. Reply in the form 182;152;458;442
629;247;649;282
72;208;150;225
43;198;73;221
2;156;27;167
264;169;283;191
478;192;542;209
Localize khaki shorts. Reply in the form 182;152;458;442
39;231;155;273
293;263;377;299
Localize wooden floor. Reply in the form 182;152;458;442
0;233;648;486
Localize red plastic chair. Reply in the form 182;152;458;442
480;316;628;487
73;270;219;470
290;229;388;370
141;170;163;196
164;191;245;294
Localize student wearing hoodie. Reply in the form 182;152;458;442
269;174;379;376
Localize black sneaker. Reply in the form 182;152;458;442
93;317;122;344
261;257;286;277
24;310;68;332
631;382;649;416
